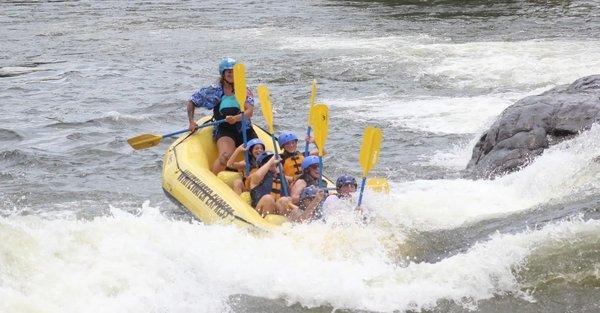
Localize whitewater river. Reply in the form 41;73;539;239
2;1;600;312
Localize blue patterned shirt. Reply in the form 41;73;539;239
189;84;255;110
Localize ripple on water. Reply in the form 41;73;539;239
0;129;23;142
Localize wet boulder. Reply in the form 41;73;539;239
467;74;600;178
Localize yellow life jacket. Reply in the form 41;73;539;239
271;175;282;200
281;151;304;179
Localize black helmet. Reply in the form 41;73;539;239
336;174;357;190
299;185;321;202
256;151;274;167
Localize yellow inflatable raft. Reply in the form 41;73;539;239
161;117;334;230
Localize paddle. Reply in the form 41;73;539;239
233;63;250;176
257;84;289;196
304;79;317;157
366;177;390;193
127;120;224;150
310;103;329;188
357;127;383;207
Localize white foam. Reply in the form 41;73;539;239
327;93;516;134
370;125;600;230
103;111;155;122
279;34;439;51
426;138;478;169
413;40;600;91
350;217;600;312
1;203;599;313
280;35;600;91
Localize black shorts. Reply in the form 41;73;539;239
213;122;258;147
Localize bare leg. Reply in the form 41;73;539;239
212;136;236;174
255;194;276;217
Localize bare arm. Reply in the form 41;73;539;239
249;156;277;189
290;179;306;205
226;144;247;171
225;105;255;124
244;104;254;119
186;100;197;132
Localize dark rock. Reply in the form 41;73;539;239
467;74;600;178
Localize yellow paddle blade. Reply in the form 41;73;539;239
308;79;317;124
359;127;383;177
233;63;247;112
257;84;274;133
367;177;390;193
127;134;162;150
310;103;328;157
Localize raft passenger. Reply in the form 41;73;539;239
322;174;360;218
277;132;321;181
248;152;295;217
226;138;265;195
288;185;326;223
186;57;258;174
290;155;327;204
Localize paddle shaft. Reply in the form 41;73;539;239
318;156;324;188
271;137;289;196
357;177;367;207
306;80;317;157
241;114;250;176
233;63;250;177
304;126;311;157
165;120;224;138
256;84;288;196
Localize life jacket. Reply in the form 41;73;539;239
250;170;282;208
213;94;242;130
280;151;304;179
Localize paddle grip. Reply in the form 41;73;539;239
304;126;311;157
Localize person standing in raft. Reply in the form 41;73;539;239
226;138;265;195
290;155;327;204
186;57;258;174
248;152;296;217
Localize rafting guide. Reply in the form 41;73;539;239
186;58;258;174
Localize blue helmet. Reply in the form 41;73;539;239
336;174;357;189
301;155;319;171
256;151;274;167
300;185;321;202
218;57;236;75
277;132;298;147
246;138;264;151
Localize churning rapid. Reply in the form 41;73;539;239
1;1;600;312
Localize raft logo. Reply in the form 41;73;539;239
177;170;235;219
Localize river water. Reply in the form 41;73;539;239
2;0;600;312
